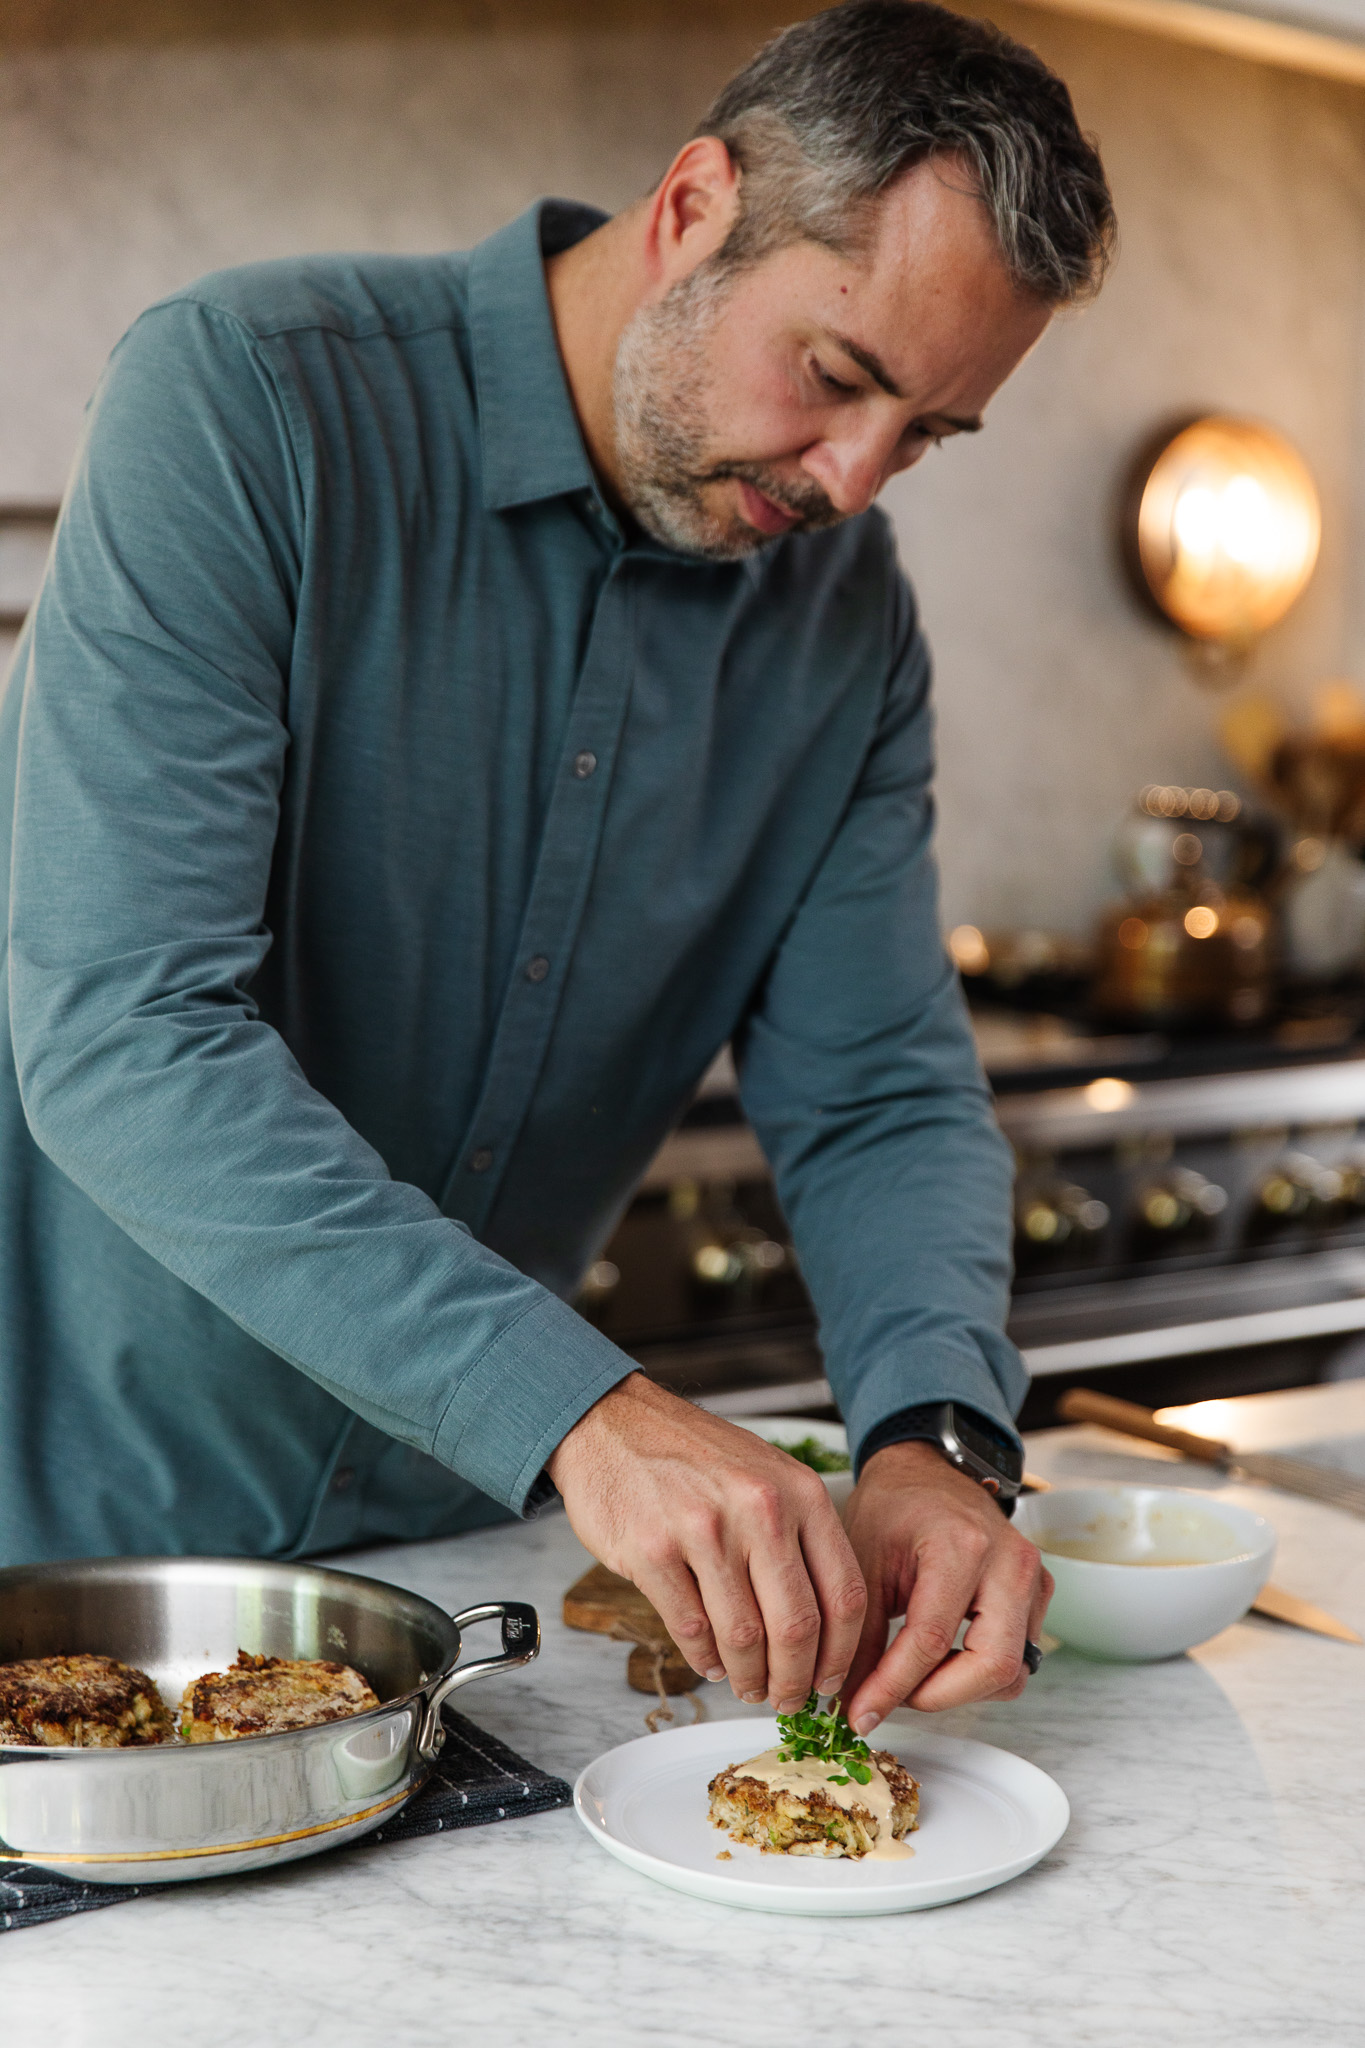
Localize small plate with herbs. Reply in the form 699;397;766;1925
573;1693;1069;1916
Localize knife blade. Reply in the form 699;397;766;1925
1056;1388;1365;1520
1020;1463;1361;1641
1250;1581;1363;1642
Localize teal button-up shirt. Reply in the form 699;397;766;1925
0;200;1024;1567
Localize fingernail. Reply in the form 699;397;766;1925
742;1691;766;1705
817;1673;846;1696
705;1667;726;1683
854;1712;881;1737
775;1697;806;1715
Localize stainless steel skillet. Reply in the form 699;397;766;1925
0;1555;539;1884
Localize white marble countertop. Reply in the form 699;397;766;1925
6;1384;1365;2047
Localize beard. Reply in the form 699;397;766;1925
611;263;844;562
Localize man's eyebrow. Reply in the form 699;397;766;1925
825;329;906;397
822;327;908;395
823;328;983;433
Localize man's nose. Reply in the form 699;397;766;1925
799;433;896;517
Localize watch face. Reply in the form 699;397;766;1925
951;1407;1023;1482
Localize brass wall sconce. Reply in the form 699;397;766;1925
1124;416;1321;652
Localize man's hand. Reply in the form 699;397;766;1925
547;1373;867;1710
841;1441;1053;1735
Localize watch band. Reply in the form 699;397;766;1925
854;1403;954;1476
856;1401;1025;1512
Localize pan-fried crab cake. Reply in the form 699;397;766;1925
0;1654;172;1748
708;1692;919;1861
180;1650;380;1742
708;1745;919;1859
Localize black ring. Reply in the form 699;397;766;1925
1022;1638;1043;1676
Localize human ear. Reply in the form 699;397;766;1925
643;136;741;291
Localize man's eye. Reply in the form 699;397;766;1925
812;360;856;395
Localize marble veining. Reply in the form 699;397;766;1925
3;1394;1365;2045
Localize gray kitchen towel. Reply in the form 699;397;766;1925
0;1708;572;1931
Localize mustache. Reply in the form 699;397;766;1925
699;461;844;532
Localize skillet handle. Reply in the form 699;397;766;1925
416;1601;540;1759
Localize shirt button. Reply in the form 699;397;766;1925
573;750;598;779
469;1147;494;1173
331;1466;356;1494
525;955;550;983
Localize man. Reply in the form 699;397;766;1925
1;1;1113;1736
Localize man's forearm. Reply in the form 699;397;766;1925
743;965;1027;1465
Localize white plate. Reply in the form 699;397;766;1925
574;1718;1069;1916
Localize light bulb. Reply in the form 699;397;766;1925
1130;416;1320;643
1172;485;1219;561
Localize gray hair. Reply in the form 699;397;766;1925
694;1;1115;306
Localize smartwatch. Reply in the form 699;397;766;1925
856;1401;1025;1514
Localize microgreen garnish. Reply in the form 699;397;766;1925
773;1436;852;1475
775;1691;873;1786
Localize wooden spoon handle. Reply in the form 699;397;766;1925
1056;1388;1232;1465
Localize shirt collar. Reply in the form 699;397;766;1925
468;199;604;512
467;199;775;584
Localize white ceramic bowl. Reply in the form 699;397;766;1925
730;1416;854;1510
1014;1484;1276;1662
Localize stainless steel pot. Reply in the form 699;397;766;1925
0;1555;539;1884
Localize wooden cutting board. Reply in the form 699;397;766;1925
564;1563;698;1695
564;1562;668;1639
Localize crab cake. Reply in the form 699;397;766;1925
180;1650;380;1742
708;1746;920;1860
0;1653;173;1748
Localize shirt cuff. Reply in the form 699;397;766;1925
431;1290;638;1514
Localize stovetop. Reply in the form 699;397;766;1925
574;997;1365;1426
971;991;1365;1095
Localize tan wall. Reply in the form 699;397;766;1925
3;0;1363;935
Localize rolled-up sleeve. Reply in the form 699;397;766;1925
8;299;633;1515
735;570;1026;1464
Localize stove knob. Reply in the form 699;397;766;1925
1257;1156;1342;1225
1138;1185;1188;1233
1257;1172;1308;1223
1018;1196;1068;1249
574;1258;621;1324
1016;1184;1110;1257
579;1259;620;1300
1136;1167;1227;1238
695;1236;749;1286
740;1237;789;1277
692;1241;747;1288
691;1234;788;1289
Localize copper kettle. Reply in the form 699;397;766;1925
1091;787;1277;1027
